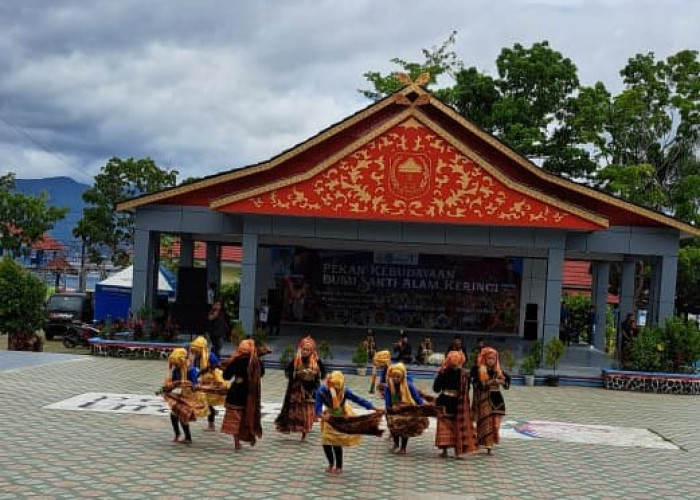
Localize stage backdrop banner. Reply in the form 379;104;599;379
271;247;521;334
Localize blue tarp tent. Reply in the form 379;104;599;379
94;265;177;322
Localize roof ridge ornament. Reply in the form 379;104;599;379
396;72;431;87
394;72;431;106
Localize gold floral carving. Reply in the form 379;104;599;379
248;120;573;225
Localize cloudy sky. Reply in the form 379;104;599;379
1;0;698;184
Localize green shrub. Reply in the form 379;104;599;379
520;355;537;375
279;344;295;365
563;294;592;343
352;342;369;366
627;317;700;373
500;348;516;373
0;257;46;351
627;326;663;372
528;340;543;367
318;340;333;361
659;317;700;372
544;337;565;375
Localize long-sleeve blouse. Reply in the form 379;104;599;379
223;356;265;407
384;377;425;408
171;366;199;386
314;386;374;416
285;358;326;397
433;367;466;416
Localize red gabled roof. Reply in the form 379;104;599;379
117;82;700;238
33;234;65;252
563;260;619;304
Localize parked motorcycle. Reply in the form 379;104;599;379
62;323;101;349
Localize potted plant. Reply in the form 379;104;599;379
501;348;516;374
279;344;295;366
352;342;369;375
544;337;565;386
230;320;247;346
318;340;333;363
520;355;537;387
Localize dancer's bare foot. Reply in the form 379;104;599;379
325;466;334;474
179;439;192;445
331;468;342;475
204;424;215;432
172;436;181;443
397;449;407;455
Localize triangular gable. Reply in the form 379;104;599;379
212;114;606;230
117;81;698;237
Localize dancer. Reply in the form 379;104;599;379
433;350;477;458
384;362;426;455
315;371;379;475
370;350;391;395
471;347;511;455
275;335;327;440
161;347;201;444
190;336;227;431
221;339;264;450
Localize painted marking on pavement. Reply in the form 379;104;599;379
44;393;679;450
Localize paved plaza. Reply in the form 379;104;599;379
1;351;699;500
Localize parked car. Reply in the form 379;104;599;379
44;292;94;340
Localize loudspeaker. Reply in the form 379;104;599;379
173;303;208;333
523;303;538;340
177;267;208;304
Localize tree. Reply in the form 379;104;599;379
565;50;700;223
359;31;462;102
0;256;46;350
0;173;68;255
361;38;582;171
492;41;579;161
74;157;178;267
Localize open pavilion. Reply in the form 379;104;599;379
117;77;700;351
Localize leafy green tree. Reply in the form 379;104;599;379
0;256;46;350
74;157;178;267
492;41;579;160
361;38;581;172
359;31;462;102
565;50;700;224
0;173;67;255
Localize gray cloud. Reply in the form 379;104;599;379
0;0;698;183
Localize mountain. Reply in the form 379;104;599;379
14;176;89;247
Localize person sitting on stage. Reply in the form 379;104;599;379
393;330;413;364
315;371;379;475
384;362;426;455
275;335;326;440
362;329;377;360
417;335;434;365
221;339;265;450
445;335;468;367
